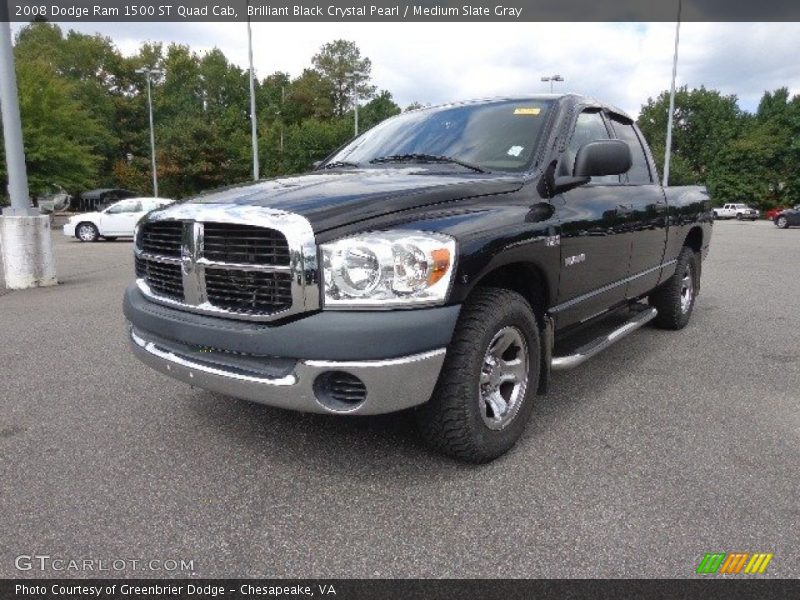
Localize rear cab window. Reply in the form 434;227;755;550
609;115;652;184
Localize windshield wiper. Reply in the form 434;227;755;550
319;160;360;170
369;153;487;173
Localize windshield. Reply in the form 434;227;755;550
327;99;554;173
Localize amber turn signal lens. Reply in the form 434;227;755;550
427;249;451;286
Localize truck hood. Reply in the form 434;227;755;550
180;168;524;232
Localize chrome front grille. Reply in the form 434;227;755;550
133;204;319;322
138;221;183;257
135;256;184;302
204;267;293;314
202;223;290;266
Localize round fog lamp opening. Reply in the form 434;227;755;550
331;245;381;297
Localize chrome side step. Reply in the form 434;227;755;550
551;307;658;371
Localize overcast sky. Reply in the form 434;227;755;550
15;21;800;117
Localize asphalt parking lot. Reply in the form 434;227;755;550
1;219;798;578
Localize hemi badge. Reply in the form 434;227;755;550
565;253;586;266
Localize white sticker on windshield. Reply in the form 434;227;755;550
507;145;524;157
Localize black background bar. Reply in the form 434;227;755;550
3;579;800;600
4;0;800;22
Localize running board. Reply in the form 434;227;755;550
551;307;658;371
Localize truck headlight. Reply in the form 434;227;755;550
321;231;456;308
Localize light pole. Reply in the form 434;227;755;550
541;74;564;93
353;86;359;136
663;0;682;187
0;10;57;288
246;7;260;181
135;67;163;197
279;86;285;153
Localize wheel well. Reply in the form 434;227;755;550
684;227;702;253
473;263;548;326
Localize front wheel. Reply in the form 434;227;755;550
415;287;540;463
649;246;698;330
776;216;789;229
76;222;99;242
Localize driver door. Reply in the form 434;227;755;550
99;200;144;236
552;109;633;328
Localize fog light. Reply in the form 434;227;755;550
313;371;367;411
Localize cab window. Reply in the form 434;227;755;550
563;110;619;184
609;116;652;184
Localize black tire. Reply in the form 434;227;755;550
76;222;99;242
649;246;699;330
776;216;789;229
736;213;743;220
415;287;540;463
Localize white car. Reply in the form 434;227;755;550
63;197;173;242
712;203;760;220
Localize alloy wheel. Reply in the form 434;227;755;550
479;326;529;430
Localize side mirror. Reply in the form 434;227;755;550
573;139;632;177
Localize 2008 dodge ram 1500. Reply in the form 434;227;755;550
124;95;712;462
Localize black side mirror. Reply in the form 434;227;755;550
573;139;632;178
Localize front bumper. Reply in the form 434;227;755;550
129;325;446;415
124;284;460;414
62;222;75;237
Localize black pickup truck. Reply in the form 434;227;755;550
124;95;712;462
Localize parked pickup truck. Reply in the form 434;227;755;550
124;95;712;462
712;203;759;220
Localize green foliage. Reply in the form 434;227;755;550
360;90;401;130
262;117;353;176
311;40;376;116
4;59;109;195
287;69;335;121
5;23;796;212
1;28;388;200
638;86;744;184
638;86;800;209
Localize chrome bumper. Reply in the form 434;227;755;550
129;326;446;415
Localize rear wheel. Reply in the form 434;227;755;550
776;216;789;229
649;246;698;330
736;213;743;220
415;287;540;463
76;222;99;242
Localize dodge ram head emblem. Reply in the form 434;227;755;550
180;239;194;274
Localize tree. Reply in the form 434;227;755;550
706;88;800;208
257;71;291;126
359;90;401;130
1;60;109;196
404;101;426;112
262;117;352;176
13;22;127;181
637;86;744;186
311;40;376;116
287;69;335;121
